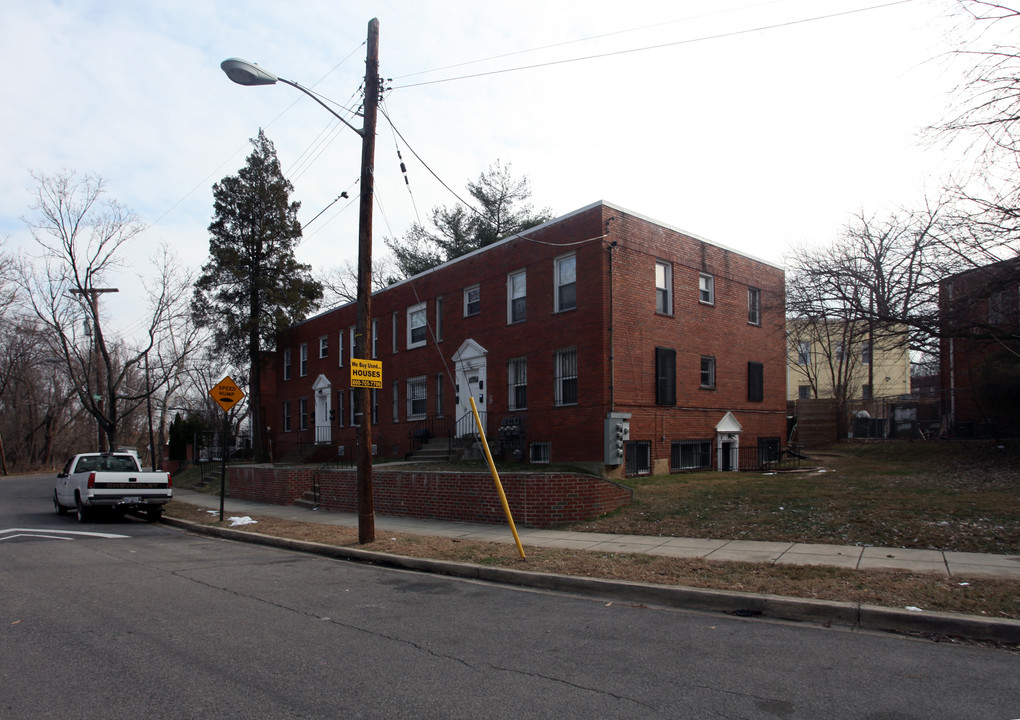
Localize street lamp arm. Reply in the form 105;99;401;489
220;58;364;137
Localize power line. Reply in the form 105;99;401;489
391;1;915;90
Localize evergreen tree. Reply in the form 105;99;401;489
385;160;551;279
192;130;322;461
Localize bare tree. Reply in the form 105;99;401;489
17;170;195;453
317;256;397;309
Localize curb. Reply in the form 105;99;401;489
162;516;1020;645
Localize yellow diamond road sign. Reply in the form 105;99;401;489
210;375;245;412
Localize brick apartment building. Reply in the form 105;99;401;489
262;201;787;475
940;257;1020;435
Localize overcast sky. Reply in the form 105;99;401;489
1;0;972;335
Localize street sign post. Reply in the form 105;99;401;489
209;376;246;520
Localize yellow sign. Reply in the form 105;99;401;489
210;375;245;412
351;358;383;388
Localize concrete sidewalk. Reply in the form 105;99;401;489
171;489;1020;580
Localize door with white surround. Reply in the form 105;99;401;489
313;374;332;444
452;339;487;437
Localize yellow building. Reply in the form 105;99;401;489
786;320;910;401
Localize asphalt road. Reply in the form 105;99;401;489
2;474;1018;719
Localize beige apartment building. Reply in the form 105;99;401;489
786;320;911;401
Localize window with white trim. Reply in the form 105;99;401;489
508;356;527;410
371;389;378;425
435;297;444;341
392;312;399;354
464;285;480;317
350;388;361;426
554;347;578;406
336;390;344;427
554;254;576;312
349;326;356;361
655;261;672;315
372;319;378;358
319;335;329;359
748;287;761;325
282;401;292;432
283;348;292;381
407;376;427;420
436;373;444;416
338;331;344;367
699;273;714;305
508;269;526;324
797;341;811;365
299;397;309;431
299;343;308;377
700;356;716;389
392;381;399;422
407;302;427;349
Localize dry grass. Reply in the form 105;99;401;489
164;499;1020;620
571;441;1020;554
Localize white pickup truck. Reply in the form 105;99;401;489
54;452;173;523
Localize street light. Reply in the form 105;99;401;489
221;18;379;544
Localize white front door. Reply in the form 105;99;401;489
312;374;332;444
452;339;487;437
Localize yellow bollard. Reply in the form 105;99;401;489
469;397;526;559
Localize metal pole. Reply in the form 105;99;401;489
355;18;379;545
219;408;228;522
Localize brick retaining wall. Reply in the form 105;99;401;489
228;466;632;529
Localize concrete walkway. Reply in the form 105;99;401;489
172;490;1020;580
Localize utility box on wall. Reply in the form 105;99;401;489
604;413;631;465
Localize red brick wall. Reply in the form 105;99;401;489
266;202;788;468
228;466;632;529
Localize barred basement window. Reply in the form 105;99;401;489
407;376;427;420
508;356;527;410
671;440;711;471
625;440;652;475
554;347;577;406
530;442;550;464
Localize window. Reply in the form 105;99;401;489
671;440;711;471
435;297;444;342
371;388;378;425
319;336;329;359
990;289;1011;324
464;285;480;317
836;342;846;363
392;381;399;422
797;341;811;365
407;303;427;348
282;401;292;432
350;388;361;426
283;348;292;381
338;331;344;367
372;319;378;358
700;356;716;389
699;273;714;304
299;397;309;431
655;347;676;406
508;269;527;323
554;348;578;406
748;361;764;402
758;437;781;465
861;341;871;365
530;442;550;464
508;357;528;410
407;376;427;420
748;287;761;325
555;254;576;312
862;384;873;400
299;343;308;377
392;312;399;354
798;385;812;400
336;390;344;427
436;373;444;416
349;326;356;361
655;261;672;315
625;440;652;475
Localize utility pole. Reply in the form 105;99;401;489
71;287;119;452
355;18;380;544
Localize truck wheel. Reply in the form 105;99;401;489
75;496;90;524
54;490;68;516
145;507;163;522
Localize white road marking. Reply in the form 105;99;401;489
0;528;130;540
